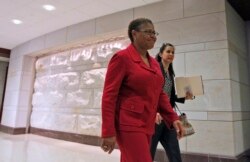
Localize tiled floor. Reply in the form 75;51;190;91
0;132;120;162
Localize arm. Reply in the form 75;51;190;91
172;80;185;104
158;90;184;139
101;53;126;154
102;53;126;137
158;90;179;126
174;95;185;104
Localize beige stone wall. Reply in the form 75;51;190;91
2;0;249;157
226;1;250;156
30;38;129;136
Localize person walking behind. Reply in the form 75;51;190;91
150;43;194;162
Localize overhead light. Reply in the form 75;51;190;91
43;4;56;11
12;19;23;24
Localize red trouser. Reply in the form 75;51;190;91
116;131;153;162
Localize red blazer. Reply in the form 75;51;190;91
101;44;179;138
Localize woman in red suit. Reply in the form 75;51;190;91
101;18;184;162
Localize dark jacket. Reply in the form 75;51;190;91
159;62;185;108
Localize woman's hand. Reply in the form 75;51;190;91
185;91;194;100
155;113;162;124
101;136;116;154
173;120;184;139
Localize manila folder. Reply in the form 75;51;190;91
174;76;204;98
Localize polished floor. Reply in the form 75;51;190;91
0;132;120;162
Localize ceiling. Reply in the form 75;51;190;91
1;0;249;51
0;0;161;50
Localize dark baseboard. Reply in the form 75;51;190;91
0;48;11;58
155;149;250;162
29;127;101;146
0;124;26;134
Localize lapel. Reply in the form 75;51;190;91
127;44;157;73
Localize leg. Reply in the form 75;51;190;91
116;131;152;162
160;124;182;162
150;123;165;160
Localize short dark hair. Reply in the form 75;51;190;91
128;18;153;42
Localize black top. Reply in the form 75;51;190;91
159;62;185;108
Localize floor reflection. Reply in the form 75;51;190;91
0;132;120;162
